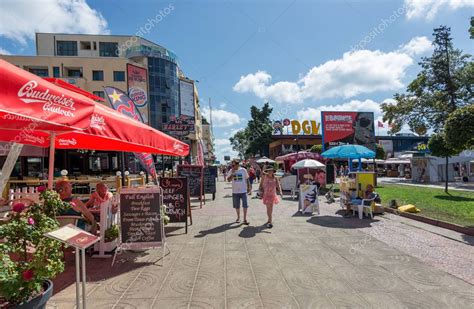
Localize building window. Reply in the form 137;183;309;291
93;91;105;99
67;69;82;78
113;71;125;81
99;42;119;57
92;70;104;81
56;40;77;56
53;66;60;78
29;68;48;77
80;41;91;50
162;115;167;124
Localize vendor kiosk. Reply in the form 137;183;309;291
339;171;381;214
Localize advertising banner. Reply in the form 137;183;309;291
127;64;149;124
321;111;375;150
180;79;195;121
163;114;195;137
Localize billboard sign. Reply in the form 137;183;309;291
272;119;321;135
163;114;195;137
321;111;375;150
127;64;149;124
180;79;195;118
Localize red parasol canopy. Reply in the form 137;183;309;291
0;59;96;131
0;59;189;187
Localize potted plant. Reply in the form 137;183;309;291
0;188;67;308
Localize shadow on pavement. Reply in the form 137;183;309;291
194;222;241;238
238;224;270;238
306;215;379;229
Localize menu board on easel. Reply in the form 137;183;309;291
119;186;164;250
203;166;217;200
177;165;203;208
160;177;191;233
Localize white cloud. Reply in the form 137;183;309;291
0;47;11;55
399;36;432;56
219;103;227;109
0;0;110;45
214;138;230;146
405;0;474;21
202;107;240;127
233;38;423;104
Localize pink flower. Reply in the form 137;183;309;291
22;269;34;281
27;217;35;225
37;185;46;193
12;203;25;213
70;202;76;208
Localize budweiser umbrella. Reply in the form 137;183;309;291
0;59;96;131
0;60;189;187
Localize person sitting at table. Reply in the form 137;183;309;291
85;183;114;208
342;185;380;217
55;180;97;233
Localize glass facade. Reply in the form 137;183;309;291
147;57;179;129
99;42;119;57
56;41;77;56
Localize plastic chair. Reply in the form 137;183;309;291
352;194;378;219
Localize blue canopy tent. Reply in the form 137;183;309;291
321;145;375;171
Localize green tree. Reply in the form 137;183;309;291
382;26;472;134
229;130;249;159
310;144;323;153
375;144;386;160
445;104;474;151
428;133;459;193
246;103;273;156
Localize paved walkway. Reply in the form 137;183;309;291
48;180;473;308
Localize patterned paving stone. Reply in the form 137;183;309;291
48;179;473;308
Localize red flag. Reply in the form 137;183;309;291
378;121;384;128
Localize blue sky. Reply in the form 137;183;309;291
0;0;473;161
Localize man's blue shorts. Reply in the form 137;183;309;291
232;193;248;209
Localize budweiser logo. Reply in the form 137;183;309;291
23;134;46;145
58;138;77;146
90;114;106;131
18;81;76;117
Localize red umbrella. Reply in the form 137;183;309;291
0;59;96;131
0;60;189;187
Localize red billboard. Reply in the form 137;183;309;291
321;111;375;150
126;64;149;124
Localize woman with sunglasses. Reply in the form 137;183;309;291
259;167;282;228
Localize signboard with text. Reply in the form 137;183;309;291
160;177;189;224
321;111;375;150
177;165;203;208
163;114;195;137
127;64;149;124
119;187;164;249
203;166;217;199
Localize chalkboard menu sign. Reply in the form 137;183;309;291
177;165;203;198
119;187;164;249
160;177;188;223
204;166;217;196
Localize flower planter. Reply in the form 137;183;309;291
12;280;53;309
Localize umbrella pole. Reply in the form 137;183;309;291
47;133;56;189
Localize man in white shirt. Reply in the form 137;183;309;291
227;159;251;225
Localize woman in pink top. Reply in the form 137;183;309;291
259;167;282;228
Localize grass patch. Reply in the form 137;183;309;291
375;184;474;227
